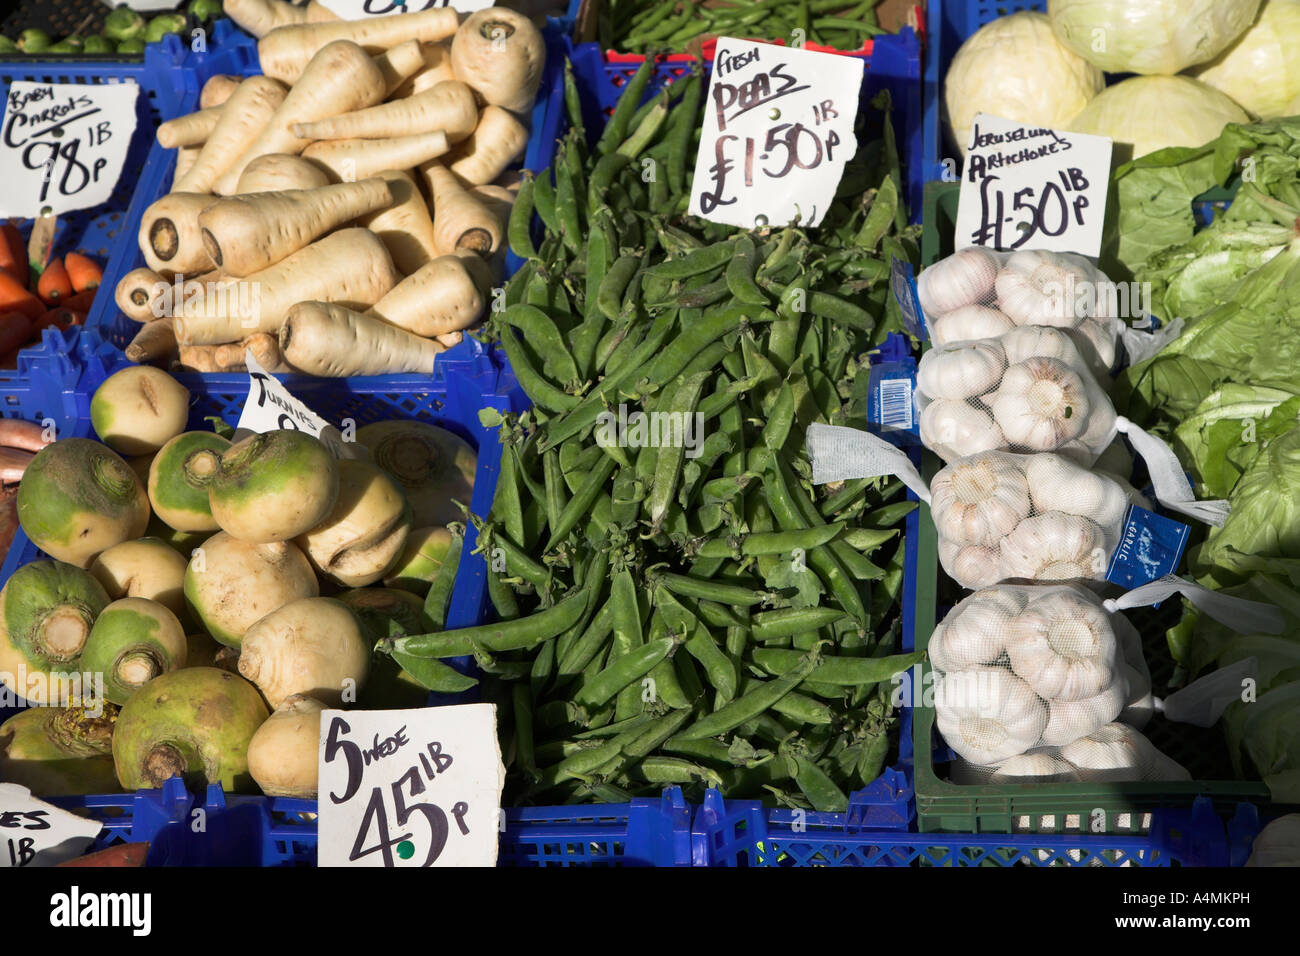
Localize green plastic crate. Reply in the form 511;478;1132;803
908;181;1270;835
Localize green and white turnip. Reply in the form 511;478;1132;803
147;431;231;532
90;365;191;457
382;525;454;595
295;459;412;587
358;420;475;527
89;537;189;620
246;694;325;797
80;597;189;706
0;706;121;796
205;430;339;542
238;596;369;708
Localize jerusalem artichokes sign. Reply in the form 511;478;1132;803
955;113;1112;259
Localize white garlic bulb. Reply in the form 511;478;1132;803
998;512;1106;582
934;667;1049;765
1025;454;1128;530
938;539;1004;589
1067;316;1119;377
930;587;1027;672
1040;676;1127;746
998;324;1078;365
992;357;1091;451
995;250;1094;328
930;304;1015;346
1005;589;1118;701
917;247;1000;318
931;453;1032;548
920;399;1006;462
917;340;1007;402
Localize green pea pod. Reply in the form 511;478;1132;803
752;647;923;686
389;648;478;693
677;647;822;740
646;239;734;281
575;637;676;709
596;53;656;156
502;304;579;387
854;174;897;252
563;58;586;141
685;622;737;701
751;606;847;641
597;254;641;321
497;323;580;413
725;235;769;306
545;453;617;550
395;587;591;658
644;370;710;533
617;90;670;158
693;522;845;558
532;171;559;235
422;527;462;628
789;752;848;812
508;172;539;260
557;599;615;676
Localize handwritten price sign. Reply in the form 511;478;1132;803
955;113;1113;258
689;39;863;229
317;0;491;17
318;704;503;868
0;81;139;218
0;784;102;867
235;352;367;459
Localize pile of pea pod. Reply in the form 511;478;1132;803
386;57;925;811
602;0;885;53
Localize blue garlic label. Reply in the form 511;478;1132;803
1105;505;1190;590
889;256;927;342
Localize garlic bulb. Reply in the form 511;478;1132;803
1025;454;1127;530
917;340;1007;402
1005;590;1117;700
1040;677;1127;746
998;324;1077;365
1067;316;1118;376
1057;722;1190;782
918;247;999;318
995;250;1094;328
930;305;1015;346
938;539;1004;589
1076;381;1119;451
920;400;1006;462
1118;661;1155;730
930;587;1027;671
931;453;1031;548
985;750;1077;783
998;512;1106;582
992;357;1090;451
934;667;1048;764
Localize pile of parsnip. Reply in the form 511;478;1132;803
113;1;545;377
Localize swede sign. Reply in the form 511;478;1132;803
689;38;863;230
318;703;504;867
0;81;138;218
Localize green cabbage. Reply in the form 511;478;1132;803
1194;0;1300;119
1048;0;1261;74
1070;76;1250;162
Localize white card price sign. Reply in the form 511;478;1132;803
317;0;491;17
955;113;1113;258
0;82;139;218
318;703;504;867
689;38;863;229
235;351;367;459
0;784;103;867
110;0;188;11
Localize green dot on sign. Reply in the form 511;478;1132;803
397;841;414;860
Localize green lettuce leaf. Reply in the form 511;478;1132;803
1174;385;1300;498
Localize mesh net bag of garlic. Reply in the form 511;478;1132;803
928;584;1188;784
932;450;1150;589
916;246;1125;380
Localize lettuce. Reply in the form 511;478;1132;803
1175;385;1300;498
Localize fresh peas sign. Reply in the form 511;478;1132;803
0;82;138;218
318;703;504;867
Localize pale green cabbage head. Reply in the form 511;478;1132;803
944;11;1103;157
1193;0;1300;119
1048;0;1261;74
1069;75;1249;160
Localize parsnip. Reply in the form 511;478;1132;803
450;9;546;119
175;146;200;182
216;332;281;370
234;153;331;193
358;169;439;276
198;178;393;277
435;331;463;349
157;107;222;149
125;319;177;364
445;106;529;186
292;81;478;143
174;228;400;345
423;161;501;256
257;7;460;84
366;253;491;337
212;41;387;196
301;130;449;182
200;75;241;110
175;76;287;194
373;39;427;97
176;345;227;372
392;42;457;99
115;268;164;324
224;0;337;38
280;301;445;376
139;193;214;275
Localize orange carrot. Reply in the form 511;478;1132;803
0;312;33;354
0;226;25;288
32;308;84;333
61;289;98;313
36;257;72;305
0;270;43;320
63;253;102;292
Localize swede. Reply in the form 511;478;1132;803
173;227;401;345
367;252;491;337
17;440;150;568
0;560;110;704
198;178;393;277
81;597;188;706
238;596;370;708
358;420;475;527
89;537;189;620
175;76;287;195
90;365;190;456
257;7;460;84
148;430;231;532
0;707;120;796
112;666;268;791
279;300;446;376
450;8;546;120
184;532;318;648
247;695;325;797
296;459;411;587
207;430;339;543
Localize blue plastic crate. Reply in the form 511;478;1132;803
88;18;564;359
514;27;924;259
